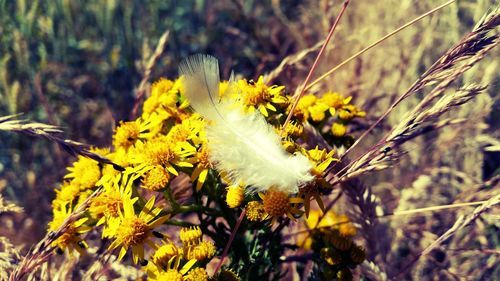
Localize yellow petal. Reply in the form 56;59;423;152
190;167;201;181
259;105;268;117
180;259;198;275
148;215;169;228
166;164;179;176
118;246;127;261
196;169;208;191
290;197;304;204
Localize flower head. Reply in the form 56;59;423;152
180;226;203;246
185;240;216;261
245;201;267;221
259;189;303;222
331;122;347;137
52;181;82;209
236;76;288;117
48;204;91;255
185;267;208;281
152;242;180;269
65;155;101;189
226;184;245;208
108;196;169;263
141;165;170;191
190;146;212;190
129;136;195;176
113;118;159;150
143;78;186;121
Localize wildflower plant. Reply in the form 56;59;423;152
37;60;365;279
2;1;499;281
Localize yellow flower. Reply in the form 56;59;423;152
245;201;267;221
52;181;82;209
337;104;365;121
185;267;208;281
279;121;304;138
308;103;329;122
89;176;136;229
190;146;212;191
185;240;216;261
331;122;347;137
143;78;183;114
236;76;288;117
113;121;140;149
219;80;231;98
226;184;245;208
100;148;130;182
129;137;195;176
305;211;355;234
281;137;300;153
259;189;303;222
48;204;92;255
179;226;203;246
147;256;197;281
167;114;206;147
291;94;317;121
64;155;101;189
297;210;356;250
318;92;351;115
303;147;338;176
89;190;123;222
152;242;180;269
112;118;160;150
108;196;169;263
142;165;170;191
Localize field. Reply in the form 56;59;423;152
0;1;498;280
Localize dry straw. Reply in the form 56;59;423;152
329;7;500;185
0;114;124;171
9;188;102;281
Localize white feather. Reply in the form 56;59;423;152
179;54;313;194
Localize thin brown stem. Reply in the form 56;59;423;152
305;0;456;92
280;0;350;136
213;209;246;276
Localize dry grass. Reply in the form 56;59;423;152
0;1;498;280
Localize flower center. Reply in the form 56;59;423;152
197;147;211;168
113;121;140;149
118;217;150;247
146;143;175;166
142;165;170;191
262;190;290;217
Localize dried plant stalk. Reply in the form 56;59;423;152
0;237;21;281
0;114;123;171
263;40;323;84
394;192;500;278
9;188;102;281
330;7;499;184
0;195;23;214
131;30;170;118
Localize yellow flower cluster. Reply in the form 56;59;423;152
298;209;364;280
147;226;215;281
290;91;365;140
47;71;365;280
48;77;206;263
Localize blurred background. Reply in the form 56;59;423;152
0;0;498;280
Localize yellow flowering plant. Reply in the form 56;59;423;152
3;3;496;281
41;72;365;280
